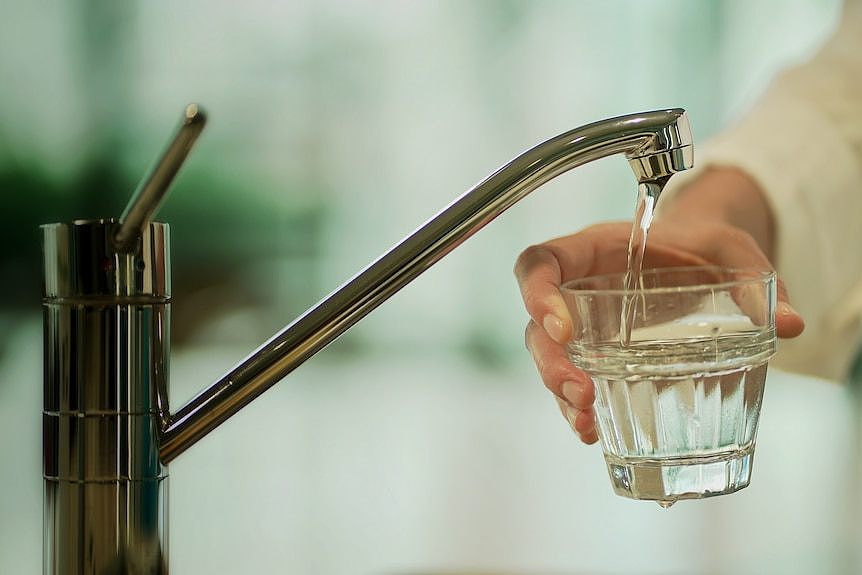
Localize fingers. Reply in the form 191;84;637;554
514;244;573;344
526;320;597;444
525;320;593;406
555;397;598;444
515;232;612;446
513;223;642;344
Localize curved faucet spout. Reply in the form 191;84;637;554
159;108;694;462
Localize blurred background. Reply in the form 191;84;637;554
0;1;856;573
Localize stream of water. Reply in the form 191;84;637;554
619;180;666;346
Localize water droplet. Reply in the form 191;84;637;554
657;500;675;509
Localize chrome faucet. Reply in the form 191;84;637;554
41;106;692;573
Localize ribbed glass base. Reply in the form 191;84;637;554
605;446;754;507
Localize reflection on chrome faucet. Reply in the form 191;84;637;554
41;107;693;573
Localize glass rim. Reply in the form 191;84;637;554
560;265;776;296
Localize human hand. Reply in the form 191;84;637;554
513;217;805;445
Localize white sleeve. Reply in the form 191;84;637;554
658;1;862;382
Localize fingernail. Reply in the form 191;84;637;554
543;314;566;343
777;301;799;317
561;381;586;408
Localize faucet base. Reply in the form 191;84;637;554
44;477;169;574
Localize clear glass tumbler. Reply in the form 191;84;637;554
562;266;777;506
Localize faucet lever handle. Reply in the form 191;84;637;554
114;104;207;251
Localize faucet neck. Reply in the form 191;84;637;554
159;109;694;463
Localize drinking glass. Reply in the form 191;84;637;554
562;265;777;506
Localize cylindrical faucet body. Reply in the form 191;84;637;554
42;221;171;574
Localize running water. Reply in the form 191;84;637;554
619;180;665;346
